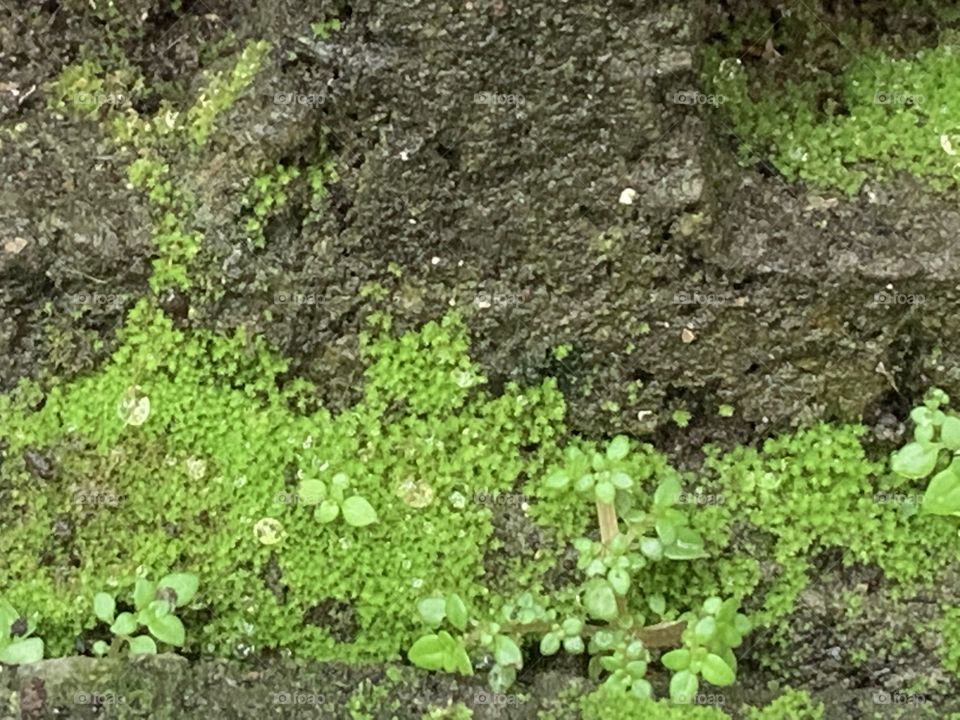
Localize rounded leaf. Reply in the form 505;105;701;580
158;573;199;606
0;637;43;665
891;442;941;479
342;495;378;527
110;612;138;636
128;635;158;656
539;632;561;656
661;648;691;671
133;579;157;611
92;640;109;657
297;479;326;506
147;614;185;647
607;435;630;461
563;635;585;654
694;616;717;643
93;593;116;624
922;460;960;516
942;417;960;451
654;476;682;507
701;653;736;686
607;567;631;596
545;471;570;490
583;579;619;621
317;500;340;523
594;480;616;505
493;634;523;668
417;597;446;627
669;669;699;703
408;634;446;671
445;593;469;631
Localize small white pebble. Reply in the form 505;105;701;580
431;256;441;265
681;328;696;343
619;187;638;205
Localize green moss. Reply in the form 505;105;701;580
421;703;473;720
705;10;960;193
581;686;728;720
0;303;571;662
939;606;960;677
743;689;824;720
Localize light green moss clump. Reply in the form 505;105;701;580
0;304;568;662
743;689;824;720
581;686;729;720
707;19;960;194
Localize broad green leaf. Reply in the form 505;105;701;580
611;471;633;489
607;435;630;461
92;640;109;657
158;573;199;606
93;593;115;624
450;642;474;675
407;634;446;671
147;614;185;647
640;537;663;561
922;460;960;516
128;635;157;656
539;632;561;655
445;593;468;631
647;593;666;616
297;479;326;505
664;528;708;560
654;476;682;506
417;597;446;627
317;500;340;523
694;616;717;642
661;648;691;671
110;613;138;636
342;496;378;527
563;635;585;654
545;471;570;490
133;579;156;611
701;653;736;686
493;634;523;668
891;442;941;479
0;637;43;664
584;579;619;621
942;417;960;451
594;480;616;505
607;567;631;596
670;670;699;703
655;518;677;545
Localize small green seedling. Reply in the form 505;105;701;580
92;573;199;657
0;597;44;665
890;388;960;516
297;472;378;527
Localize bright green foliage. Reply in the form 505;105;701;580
581;686;729;720
706;21;960;193
0;597;44;665
185;40;271;147
703;423;958;627
297;472;378;528
91;573;199;657
939;606;960;677
45;57;144;119
662;596;750;702
890;388;960;515
421;705;472;720
311;18;342;40
743;689;824;720
243;163;301;246
0;306;569;661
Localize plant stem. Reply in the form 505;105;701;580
596;500;628;616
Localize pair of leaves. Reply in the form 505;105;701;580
407;631;473;675
416;593;469;631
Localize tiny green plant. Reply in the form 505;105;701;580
297;472;379;527
92;573;199;657
406;435;750;699
890;388;960;515
0;597;44;665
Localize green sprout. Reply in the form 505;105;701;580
0;597;44;665
92;573;199;657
